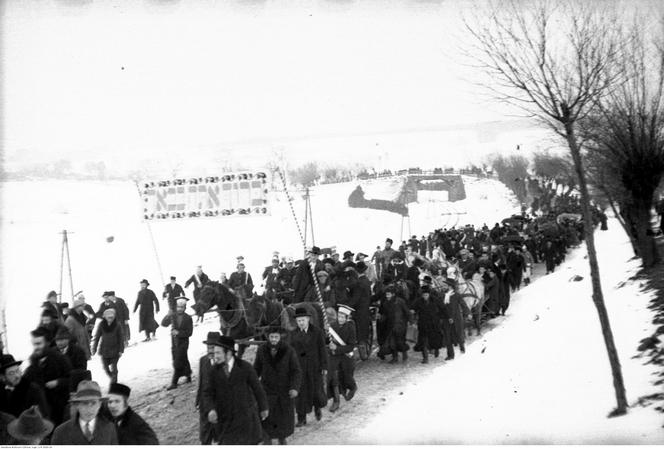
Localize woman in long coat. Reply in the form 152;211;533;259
133;280;160;341
253;328;302;444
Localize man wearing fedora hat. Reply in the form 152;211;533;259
288;306;328;427
0;355;49;420
133;279;160;342
106;383;158;445
292;247;325;303
162;297;193;390
253;327;302;445
196;331;220;444
201;335;268;445
6;406;53;444
51;380;118;444
41;291;64;324
23;328;72;426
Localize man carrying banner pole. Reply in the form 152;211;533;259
327;304;358;413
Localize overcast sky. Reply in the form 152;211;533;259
0;0;594;171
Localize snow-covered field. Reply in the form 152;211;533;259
0;176;518;358
354;221;664;444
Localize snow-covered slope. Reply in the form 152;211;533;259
0;176;517;357
356;220;664;444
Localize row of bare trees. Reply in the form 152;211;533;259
465;0;664;417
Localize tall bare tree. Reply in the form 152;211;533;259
464;0;628;414
582;16;664;267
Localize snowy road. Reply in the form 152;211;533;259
352;223;663;444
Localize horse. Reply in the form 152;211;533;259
456;274;486;336
194;281;279;357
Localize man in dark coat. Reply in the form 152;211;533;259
0;355;49;419
106;383;159;445
292;247;325;303
277;258;296;292
228;263;254;300
201;336;269;445
543;240;557;274
163;277;185;313
133;279;160;341
354;262;373;360
54;328;87;371
51;380;118;444
196;332;219;445
262;258;282;298
411;286;445;363
22;328;72;426
92;309;124;385
497;264;511;315
253;327;302;445
41;291;64;323
377;286;410;363
185;266;210;303
440;279;466;360
108;292;131;348
288;307;328;427
162;298;193;390
327;305;357;412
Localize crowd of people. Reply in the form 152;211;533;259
0;193;602;444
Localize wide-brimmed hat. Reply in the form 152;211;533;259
265;326;282;335
1;354;22;373
69;369;92;393
70;380;104;403
55;327;72;341
7;406;54;442
294;307;311;318
212;335;236;352
102;291;112;298
308;246;321;256
108;383;131;398
343;250;354;259
203;331;221;345
140;279;150;286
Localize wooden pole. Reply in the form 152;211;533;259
308;189;315;246
59;231;65;304
63;230;75;301
303;188;309;248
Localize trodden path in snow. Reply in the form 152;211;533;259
353;221;664;445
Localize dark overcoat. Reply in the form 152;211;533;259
163;283;185;310
63;342;88;371
51;413;118;445
114;407;159;445
253;341;302;439
287;325;328;415
378;296;410;354
0;378;50;419
23;349;71;425
92;320;124;359
411;296;444;350
201;358;268;445
292;260;324;303
441;292;466;346
196;355;217;445
133;289;160;333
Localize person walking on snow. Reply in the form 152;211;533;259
133;279;160;342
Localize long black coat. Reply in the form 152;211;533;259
378;296;410;354
114;407;159;445
196;355;217;445
292;260;325;303
163;283;185;310
133;288;160;333
441;292;466;346
201;358;268;445
411;297;444;350
253;342;302;439
23;348;71;425
0;378;50;419
288;325;329;415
